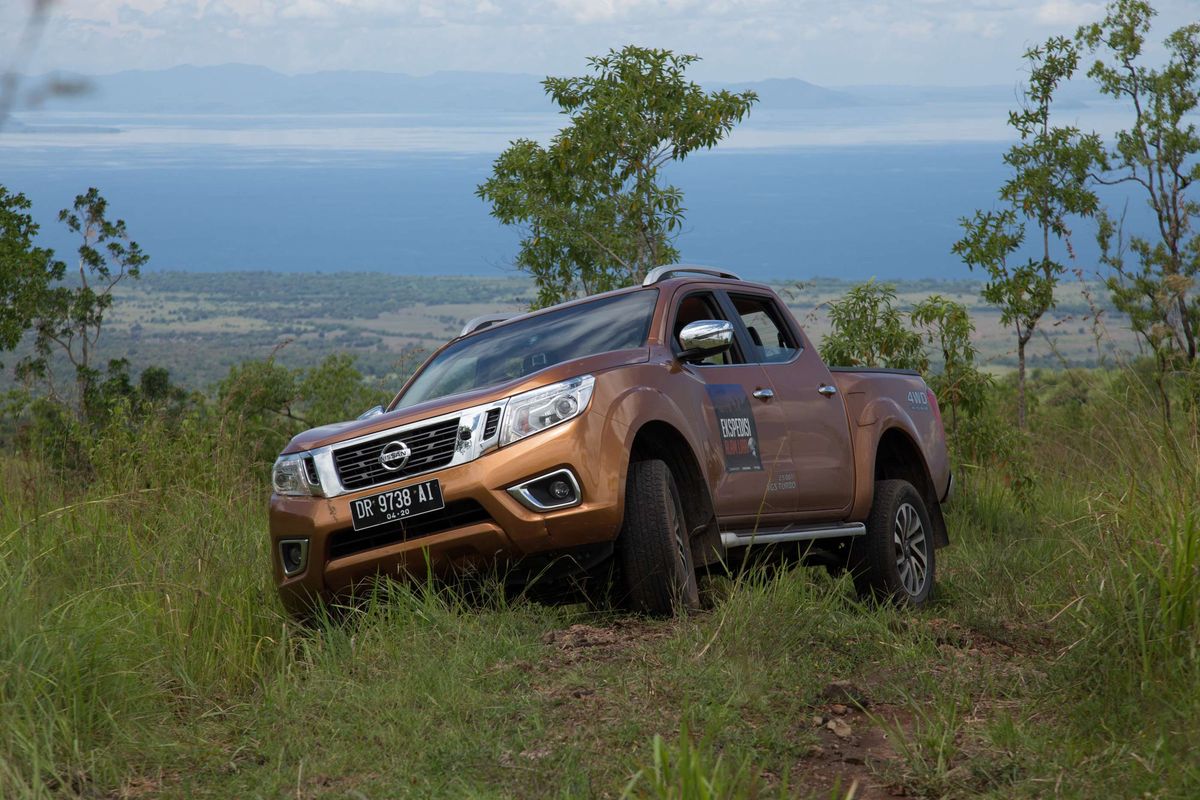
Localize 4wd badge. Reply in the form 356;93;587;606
907;390;931;412
706;384;763;472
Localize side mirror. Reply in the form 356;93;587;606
357;405;385;420
678;320;734;363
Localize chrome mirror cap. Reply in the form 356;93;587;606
678;319;734;362
357;405;385;420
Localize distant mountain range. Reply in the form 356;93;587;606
17;64;1103;115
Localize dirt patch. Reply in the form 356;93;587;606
109;771;181;799
539;619;672;666
300;770;380;798
533;620;675;725
925;617;1048;689
791;682;914;800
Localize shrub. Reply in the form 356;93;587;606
819;280;927;371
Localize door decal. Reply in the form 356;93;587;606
706;384;763;472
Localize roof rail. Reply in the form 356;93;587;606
642;264;742;286
459;313;515;336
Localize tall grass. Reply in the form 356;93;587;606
1029;372;1200;684
0;410;570;797
0;415;285;796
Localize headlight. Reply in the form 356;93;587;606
500;375;595;446
272;454;316;496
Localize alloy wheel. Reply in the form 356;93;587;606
893;502;928;596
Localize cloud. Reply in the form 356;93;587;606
279;0;336;20
890;19;936;40
46;0;1102;33
19;0;1197;86
58;0;170;24
1033;1;1103;25
949;11;1004;39
548;0;701;23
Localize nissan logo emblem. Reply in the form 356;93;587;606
379;440;411;471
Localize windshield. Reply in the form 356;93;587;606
395;290;658;409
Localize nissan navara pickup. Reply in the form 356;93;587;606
270;265;954;616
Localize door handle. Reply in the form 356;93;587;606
818;384;838;397
752;388;774;401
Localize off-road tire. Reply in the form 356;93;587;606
851;479;936;607
617;459;701;616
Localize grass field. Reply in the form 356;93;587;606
2;366;1197;798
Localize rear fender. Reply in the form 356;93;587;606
849;396;933;520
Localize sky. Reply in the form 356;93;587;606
4;0;1197;86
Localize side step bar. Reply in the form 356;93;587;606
721;522;865;549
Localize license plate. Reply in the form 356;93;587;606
349;478;444;532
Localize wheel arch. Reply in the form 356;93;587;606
870;426;950;548
628;419;721;566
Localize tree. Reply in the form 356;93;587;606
15;188;148;420
478;46;757;308
911;295;991;439
1079;1;1200;398
953;37;1100;428
0;184;61;366
219;353;387;465
85;359;189;424
297;353;386;426
820;280;928;371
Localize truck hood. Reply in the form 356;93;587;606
280;347;649;454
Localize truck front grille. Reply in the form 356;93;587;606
332;418;461;491
328;500;493;560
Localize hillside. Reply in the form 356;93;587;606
0;271;1130;392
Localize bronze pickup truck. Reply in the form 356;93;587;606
270;266;953;616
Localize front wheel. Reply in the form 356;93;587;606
852;479;936;607
616;459;700;616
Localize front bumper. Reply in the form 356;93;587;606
268;412;624;615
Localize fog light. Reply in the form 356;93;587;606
507;469;582;511
279;538;309;577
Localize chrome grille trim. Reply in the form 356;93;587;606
482;408;501;439
333;418;461;490
299;398;509;498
